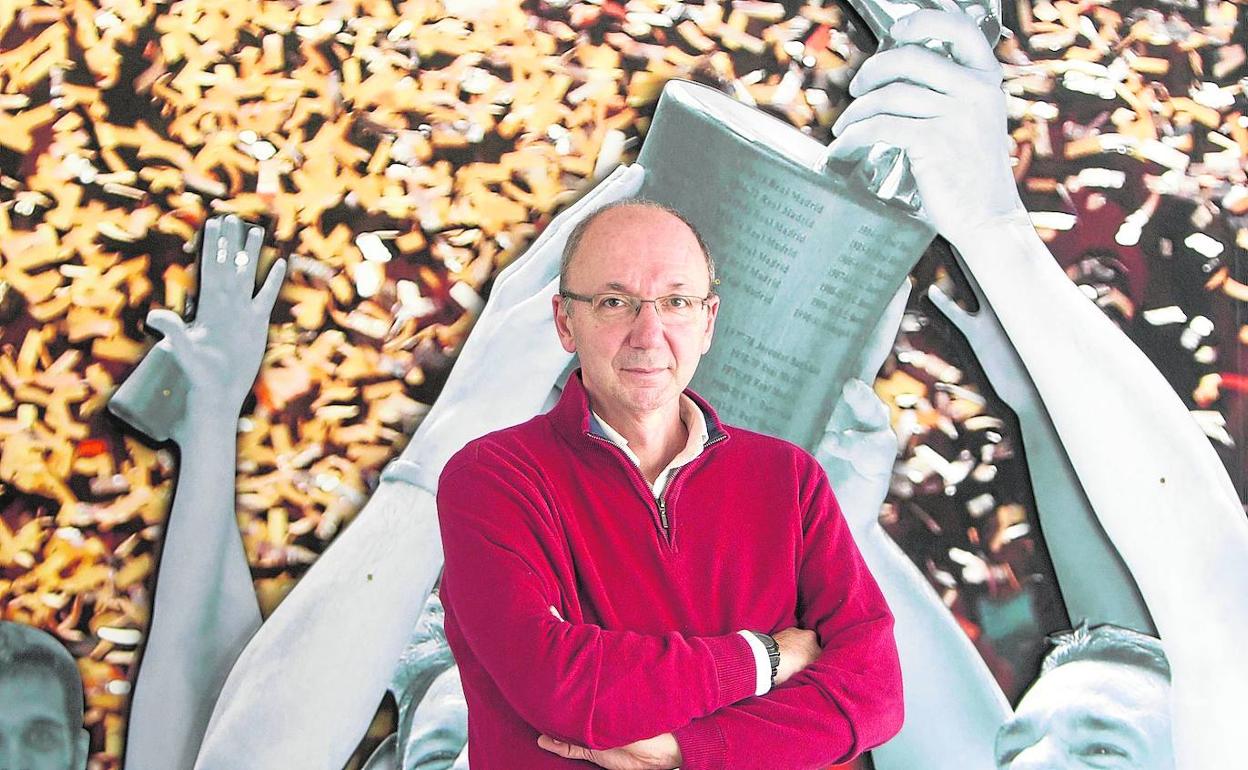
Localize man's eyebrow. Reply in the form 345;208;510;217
1072;713;1147;744
23;715;70;736
600;281;694;291
996;716;1035;740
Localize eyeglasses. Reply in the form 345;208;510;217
560;290;714;324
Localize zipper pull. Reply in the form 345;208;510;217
658;497;669;534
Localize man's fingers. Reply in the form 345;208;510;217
887;9;1002;75
926;284;975;332
199;215;222;264
833;83;950;136
196;216;225;297
854;280;911;383
145;308;196;362
826;114;930;163
237;223;265;286
536;735;595;762
253;257;287;316
849;43;992;99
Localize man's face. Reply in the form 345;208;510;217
552;206;719;419
994;660;1173;770
399;667;468;770
0;669;81;770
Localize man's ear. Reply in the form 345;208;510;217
552;294;577;354
76;727;90;770
700;294;721;354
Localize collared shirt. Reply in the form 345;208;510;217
588;393;709;500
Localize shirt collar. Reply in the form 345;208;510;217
588;393;710;462
548;369;730;448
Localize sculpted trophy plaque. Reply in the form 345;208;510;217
634;0;1002;450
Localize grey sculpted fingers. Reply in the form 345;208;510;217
849;44;982;98
887;9;1003;76
238;222;264;284
834;82;948;136
855;281;912;384
253;258;287;316
925;284;975;334
144;308;195;361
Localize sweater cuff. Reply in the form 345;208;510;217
701;632;759;707
673;717;727;770
736;630;772;697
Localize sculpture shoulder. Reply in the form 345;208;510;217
440;412;562;483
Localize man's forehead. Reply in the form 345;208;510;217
564;203;712;297
0;669;70;721
1006;660;1169;731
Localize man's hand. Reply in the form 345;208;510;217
774;626;822;686
536;732;681;769
144;214;286;441
828;8;1026;246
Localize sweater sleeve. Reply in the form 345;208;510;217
672;460;904;770
436;447;759;751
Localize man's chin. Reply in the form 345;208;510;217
616;381;678;412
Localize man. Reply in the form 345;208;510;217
994;626;1173;769
0;621;89;770
435;200;904;769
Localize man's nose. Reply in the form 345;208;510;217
626;301;665;346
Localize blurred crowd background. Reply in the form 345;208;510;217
1;0;1245;766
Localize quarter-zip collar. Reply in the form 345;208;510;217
591;394;708;499
548;368;731;449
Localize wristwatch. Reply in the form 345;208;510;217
750;631;780;687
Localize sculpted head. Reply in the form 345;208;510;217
995;624;1173;770
398;666;468;770
552;199;719;422
0;622;89;770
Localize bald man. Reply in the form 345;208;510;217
435;199;903;770
0;622;89;770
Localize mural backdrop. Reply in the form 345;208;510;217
0;0;1244;767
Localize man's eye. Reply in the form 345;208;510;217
664;296;692;309
1080;742;1129;759
25;722;63;752
597;295;628;309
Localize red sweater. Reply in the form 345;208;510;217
436;371;903;769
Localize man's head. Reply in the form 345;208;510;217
398;666;468;770
994;624;1173;770
552;199;720;421
0;622;89;770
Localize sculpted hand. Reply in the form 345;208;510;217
143;214;286;442
774;626;822;685
815;379;897;540
536;732;680;769
814;280;907;538
828;9;1026;246
381;164;645;493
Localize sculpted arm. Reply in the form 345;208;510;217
831;11;1248;767
194;166;644;769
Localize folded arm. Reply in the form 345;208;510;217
671;464;903;770
437;449;760;750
